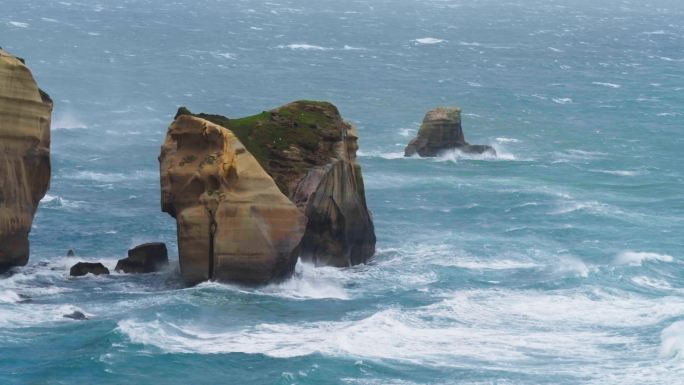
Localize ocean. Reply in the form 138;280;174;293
1;0;683;383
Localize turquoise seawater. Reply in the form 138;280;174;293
2;0;683;384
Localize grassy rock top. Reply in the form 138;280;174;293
175;100;353;196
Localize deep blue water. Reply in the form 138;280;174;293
1;0;684;384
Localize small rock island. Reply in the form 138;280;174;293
160;101;376;285
0;49;52;272
404;107;495;157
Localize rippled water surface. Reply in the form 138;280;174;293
1;0;683;384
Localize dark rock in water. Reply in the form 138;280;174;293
69;262;110;277
66;249;75;257
404;107;495;157
63;311;88;320
115;242;169;274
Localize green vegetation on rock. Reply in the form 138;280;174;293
175;101;344;193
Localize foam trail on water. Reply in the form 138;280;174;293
614;251;674;266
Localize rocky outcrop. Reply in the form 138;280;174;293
179;101;376;268
404;107;495;157
0;49;52;272
159;115;306;285
115;242;169;274
69;262;110;276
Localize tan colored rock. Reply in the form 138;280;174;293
404;107;495;157
181;101;376;268
0;49;52;272
159;115;305;285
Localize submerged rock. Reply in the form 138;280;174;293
176;101;376;269
0;49;52;272
63;311;88;320
69;262;110;277
115;242;169;274
404;107;495;157
159;114;306;285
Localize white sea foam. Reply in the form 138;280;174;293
0;290;22;303
552;97;573;104
592;82;621;88
661;321;684;359
548;47;564;52
39;194;83;210
117;287;683;369
53;112;87;130
343;45;366;51
495;137;520;143
8;21;30;28
356;150;405;159
63;170;157;183
435;143;520;162
590;169;640;177
631;276;672;290
614;251;674;266
210;51;236;60
398;128;414;137
413;38;446;45
255;262;350;300
278;44;331;51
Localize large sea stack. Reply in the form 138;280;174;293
404;107;495;157
0;49;52;272
160;101;376;285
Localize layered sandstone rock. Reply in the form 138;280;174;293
160;115;306;285
0;49;52;272
404;107;495;157
181;101;376;268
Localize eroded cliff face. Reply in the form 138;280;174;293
0;49;52;272
404;107;495;157
181;101;376;268
160;115;305;285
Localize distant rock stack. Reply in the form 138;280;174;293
0;49;52;272
404;107;495;157
161;101;376;285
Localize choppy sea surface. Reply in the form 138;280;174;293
2;0;684;383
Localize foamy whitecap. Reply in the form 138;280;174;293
590;169;641;177
8;21;30;28
592;82;621;88
117;287;681;368
661;321;684;359
53;112;87;130
434;144;520;162
552;97;573;104
413;38;446;45
631;276;672;290
614;251;674;266
278;44;331;51
356;150;405;160
255;262;350;300
63;170;157;183
39;194;84;210
495;137;520;143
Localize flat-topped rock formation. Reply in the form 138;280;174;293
0;49;52;272
159;114;306;285
404;107;495;157
180;101;376;268
162;101;376;285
